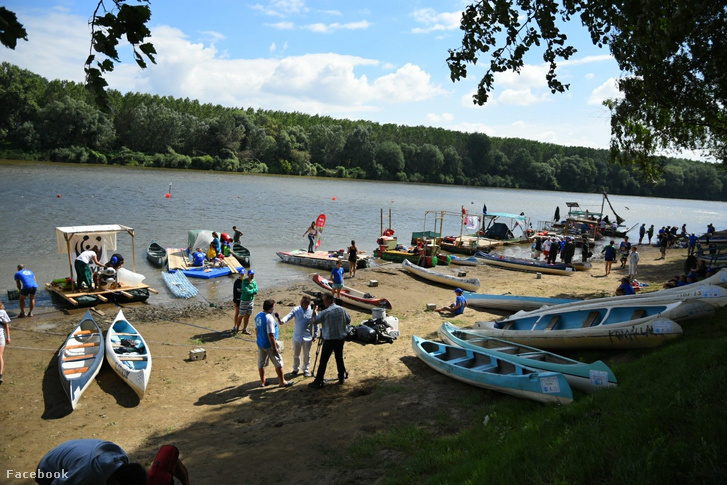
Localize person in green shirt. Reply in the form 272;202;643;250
234;270;258;335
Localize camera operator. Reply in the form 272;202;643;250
308;293;350;389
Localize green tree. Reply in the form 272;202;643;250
375;141;405;179
448;0;727;171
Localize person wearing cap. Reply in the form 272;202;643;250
616;277;636;296
435;288;467;316
234;269;258;335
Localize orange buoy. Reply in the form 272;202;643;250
56;194;61;198
332;196;336;200
165;193;171;198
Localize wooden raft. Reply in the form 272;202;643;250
167;247;241;274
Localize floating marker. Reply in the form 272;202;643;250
332;196;336;200
165;193;171;198
57;194;61;198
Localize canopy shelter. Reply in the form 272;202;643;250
481;212;530;240
55;225;136;290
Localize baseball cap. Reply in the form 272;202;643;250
454;288;463;293
248;269;255;275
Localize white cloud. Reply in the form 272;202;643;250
426;112;454;123
269;42;277;53
302;21;370;33
251;0;308;17
268;21;295;30
585;73;595;80
199;31;226;42
497;88;551;106
411;8;461;33
588;78;622;106
560;54;613;67
496;64;550;89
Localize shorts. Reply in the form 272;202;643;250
19;287;37;296
0;328;5;346
239;300;254;315
332;283;343;289
258;345;283;369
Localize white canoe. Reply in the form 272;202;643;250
402;259;480;291
58;310;104;410
449;255;479;266
105;309;152;398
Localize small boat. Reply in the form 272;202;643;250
105;310;152;398
438;322;617;393
181;265;242;279
312;274;392;310
277;249;372;271
58;310;105;409
464;292;578;312
146;240;168;267
402;259;480;291
412;336;573;404
162;270;198;298
471;301;688;350
374;248;451;266
449;255;479;266
476;251;575;276
231;242;251;267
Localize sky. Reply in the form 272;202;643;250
1;0;634;153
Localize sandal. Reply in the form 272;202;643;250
242;329;251;335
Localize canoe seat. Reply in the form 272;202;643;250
430;350;447;358
501;321;515;330
519;351;546;359
447;357;474;366
494;346;519;354
63;353;95;362
631;310;647;320
470;363;498;372
544;316;561;331
582;311;601;328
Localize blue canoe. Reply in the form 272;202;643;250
438;322;617;393
464;292;578;312
412;336;573;404
58;310;105;410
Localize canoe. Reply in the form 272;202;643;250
438;322;617;393
374;248;451;266
58;310;105;409
312;274;392;310
471;300;689;350
412;336;573;404
105;310;152;398
464;292;578;312
401;259;480;291
476;251;575;276
277;249;372;271
232;242;251;267
449;255;479;266
146;240;168;267
162;270;198;298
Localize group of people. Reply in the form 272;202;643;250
33;439;189;485
192;227;244;267
73;249;125;291
531;235;586;265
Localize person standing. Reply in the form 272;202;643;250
0;302;10;385
657;233;668;259
309;293;350;389
255;299;294;388
638;224;646;244
35;439;147;485
14;264;38;318
687;233;698;256
601;240;617;275
647;224;655;245
330;259;345;300
232;225;244;243
235;270;258;335
581;235;590;263
74;248;102;290
303;221;318;253
563;237;576;265
231;269;246;335
628;245;640;279
280;295;316;377
347;240;359;278
619;236;632;268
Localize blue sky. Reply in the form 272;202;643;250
2;0;628;151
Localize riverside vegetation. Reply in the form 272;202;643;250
1;62;726;201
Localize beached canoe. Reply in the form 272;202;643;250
374;248;451;266
162;270;198;298
476;251;575;276
401;259;480;291
146;240;168;267
58;310;105;410
464;292;579;312
312;274;392;310
438;322;617;393
471;301;688;350
277;249;372;271
232;242;251;268
449;255;480;266
412;336;573;404
105;310;152;398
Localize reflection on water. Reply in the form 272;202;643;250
1;161;724;311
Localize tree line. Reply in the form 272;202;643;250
1;62;725;201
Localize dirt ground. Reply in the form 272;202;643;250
0;245;691;484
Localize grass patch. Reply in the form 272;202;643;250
344;319;727;484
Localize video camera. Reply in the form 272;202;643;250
312;292;325;310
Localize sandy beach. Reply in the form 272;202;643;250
1;245;692;484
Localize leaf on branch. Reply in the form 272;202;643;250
0;7;29;49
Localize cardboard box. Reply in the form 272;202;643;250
426;303;437;311
369;280;379;287
189;348;206;361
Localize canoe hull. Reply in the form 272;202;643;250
105;310;152;398
146;241;168;267
476;251;575;276
277;250;371;271
412;336;573;404
312;274;392;310
58;310;105;410
402;259;480;291
464;293;578;312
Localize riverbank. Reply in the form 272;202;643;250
0;245;698;483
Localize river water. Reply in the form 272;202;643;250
1;161;725;311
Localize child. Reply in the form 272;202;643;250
330;259;345;300
0;302;11;384
628;245;640;279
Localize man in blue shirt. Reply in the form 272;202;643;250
14;264;38;318
615;277;636;295
309;293;351;389
687;233;698;256
280;295;317;377
435;288;467;316
255;299;293;388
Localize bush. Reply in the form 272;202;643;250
49;146;89;163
